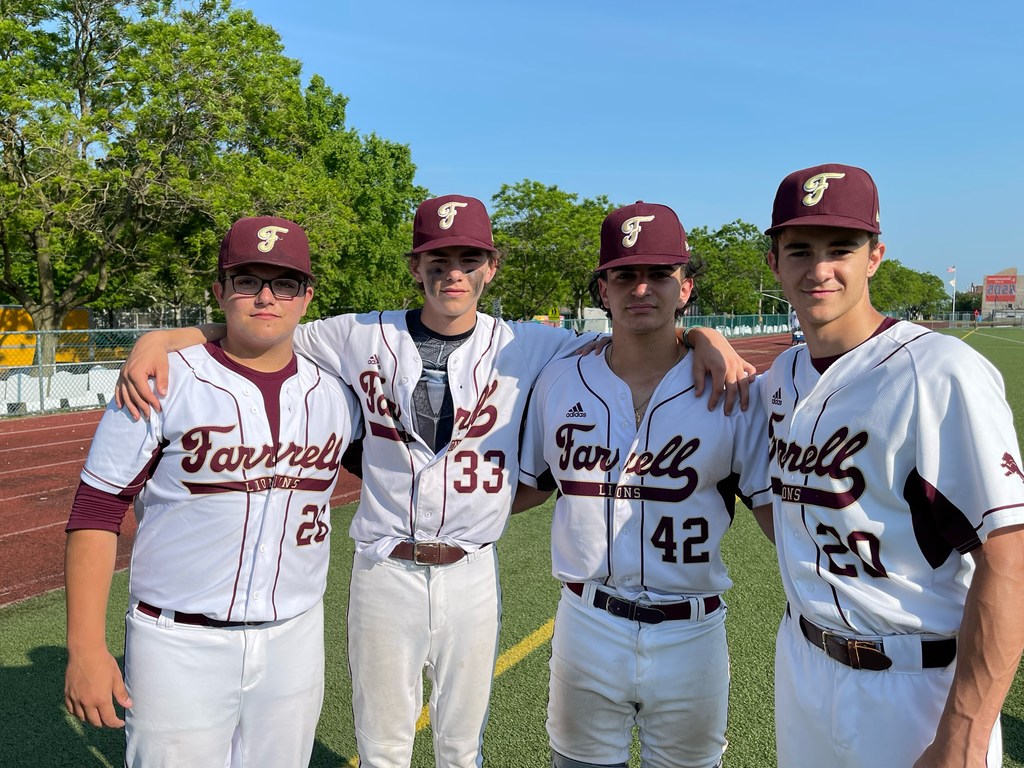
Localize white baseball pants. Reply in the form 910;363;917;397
548;583;729;768
347;545;501;767
775;611;1001;767
123;599;325;768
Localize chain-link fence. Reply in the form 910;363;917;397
561;313;792;337
1;329;147;415
3;314;799;417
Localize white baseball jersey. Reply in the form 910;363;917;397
79;344;360;622
520;352;772;601
760;321;1024;636
293;311;593;559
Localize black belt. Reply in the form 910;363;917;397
799;615;956;671
390;540;470;566
566;582;721;624
137;601;267;628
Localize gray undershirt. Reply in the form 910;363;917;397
406;309;473;454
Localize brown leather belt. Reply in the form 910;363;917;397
390;540;469;566
799;615;956;671
566;582;721;624
137;601;267;628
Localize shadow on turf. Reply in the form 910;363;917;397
1005;712;1024;764
0;645;344;767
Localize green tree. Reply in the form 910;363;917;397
870;260;948;318
955;291;981;314
686;221;775;315
490;180;612;320
0;0;422;367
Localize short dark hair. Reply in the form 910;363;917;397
589;255;706;320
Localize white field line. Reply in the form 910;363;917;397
0;436;93;455
0;458;84;476
0;519;67;540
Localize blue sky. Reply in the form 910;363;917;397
239;0;1022;294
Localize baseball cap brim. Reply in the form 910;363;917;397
228;256;314;280
766;213;881;236
411;234;497;254
595;254;688;273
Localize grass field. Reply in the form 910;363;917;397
1;327;1022;767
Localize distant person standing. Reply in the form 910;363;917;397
761;163;1024;768
64;217;361;766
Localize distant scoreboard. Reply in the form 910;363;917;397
984;275;1018;304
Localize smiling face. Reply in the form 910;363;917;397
212;264;313;370
409;245;498;334
768;225;885;352
598;263;692;336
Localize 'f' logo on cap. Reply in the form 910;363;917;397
801;172;846;207
257;225;289;252
621;215;656;248
437;201;468;230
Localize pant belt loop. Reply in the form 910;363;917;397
692;596;705;622
581;581;599;608
156;606;175;629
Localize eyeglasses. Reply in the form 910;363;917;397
224;274;306;299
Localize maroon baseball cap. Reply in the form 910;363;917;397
218;216;313;279
411;194;495;253
597;201;690;272
766;163;881;235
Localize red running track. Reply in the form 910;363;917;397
0;409;361;608
0;333;792;608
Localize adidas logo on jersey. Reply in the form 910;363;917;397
566;402;587;418
771;388;783;406
367;354;380;366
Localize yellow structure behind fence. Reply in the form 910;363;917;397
0;306;91;367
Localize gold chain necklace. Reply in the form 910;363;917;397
607;342;685;426
632;392;653;426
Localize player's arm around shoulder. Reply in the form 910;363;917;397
292;311;372;384
115;324;223;419
507;319;603;379
914;524;1024;767
64;528;131;728
514;359;575;514
684;326;758;414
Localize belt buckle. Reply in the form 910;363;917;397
412;542;439;566
603;595;665;624
821;628;890;670
604;595;637;622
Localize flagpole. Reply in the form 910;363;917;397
948;266;957;315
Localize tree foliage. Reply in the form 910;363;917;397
869;258;949;317
0;0;422;366
2;0;962;358
490;179;612;320
686;221;777;315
